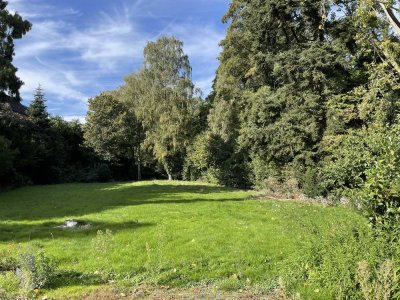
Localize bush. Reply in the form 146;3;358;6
184;132;250;188
248;153;279;189
184;132;220;182
17;246;57;291
350;127;400;226
0;136;16;189
83;164;112;183
319;130;374;199
301;167;325;198
282;221;400;299
0;272;19;294
357;259;397;300
96;163;112;182
321;124;400;226
92;229;114;255
0;245;57;298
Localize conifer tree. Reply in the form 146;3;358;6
202;0;359;189
27;85;50;129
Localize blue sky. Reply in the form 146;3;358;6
7;0;229;122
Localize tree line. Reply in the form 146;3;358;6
1;0;400;224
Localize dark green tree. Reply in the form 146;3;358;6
49;116;101;182
27;85;50;129
320;0;400;208
84;92;140;179
25;86;64;183
0;135;15;187
199;0;360;190
0;0;31;103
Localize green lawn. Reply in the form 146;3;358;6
0;181;367;299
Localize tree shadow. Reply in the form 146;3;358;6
0;182;245;222
0;220;154;243
50;270;107;290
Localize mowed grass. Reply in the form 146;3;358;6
0;181;366;297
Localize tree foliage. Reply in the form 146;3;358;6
197;0;361;188
27;86;50;128
85;92;137;162
2;0;400;230
120;37;200;180
0;0;31;103
0;85;103;187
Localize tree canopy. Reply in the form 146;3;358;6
119;36;200;180
0;0;31;103
2;0;400;227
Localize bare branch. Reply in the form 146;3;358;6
379;3;400;35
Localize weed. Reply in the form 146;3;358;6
17;245;56;291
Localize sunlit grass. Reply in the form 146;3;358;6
0;180;365;297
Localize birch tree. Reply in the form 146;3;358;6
132;37;199;180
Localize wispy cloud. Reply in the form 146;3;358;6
62;115;86;123
7;0;80;19
7;0;227;117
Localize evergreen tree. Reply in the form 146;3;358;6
0;0;31;103
201;0;360;189
27;86;50;128
320;0;400;197
26;86;64;184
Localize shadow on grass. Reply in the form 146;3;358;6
0;220;154;243
51;270;107;289
0;183;244;222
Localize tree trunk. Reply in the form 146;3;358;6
137;121;142;181
137;156;142;181
131;146;137;181
163;161;173;181
380;3;400;36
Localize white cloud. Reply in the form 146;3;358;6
62;115;86;123
195;76;215;96
19;68;88;102
170;24;224;62
8;0;226;116
7;0;81;19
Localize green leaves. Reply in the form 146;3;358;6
0;0;31;103
206;0;364;190
27;86;50;129
118;37;201;179
84;92;137;162
354;126;400;226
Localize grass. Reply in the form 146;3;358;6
0;180;367;299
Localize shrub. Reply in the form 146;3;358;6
218;276;242;291
357;260;397;300
96;163;112;182
350;128;400;226
0;252;17;272
282;221;400;299
319;131;373;199
300;167;325;198
0;136;16;189
321;123;400;226
184;132;250;188
0;272;19;294
92;229;114;255
83;164;112;183
248;153;279;189
17;246;56;291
